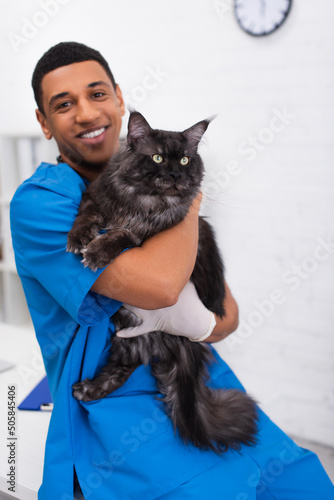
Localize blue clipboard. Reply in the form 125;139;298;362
18;376;53;411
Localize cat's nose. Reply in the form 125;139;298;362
170;172;181;180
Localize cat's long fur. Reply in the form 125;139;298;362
68;112;258;453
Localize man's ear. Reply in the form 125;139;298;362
35;109;53;140
115;84;126;117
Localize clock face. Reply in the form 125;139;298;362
234;0;292;37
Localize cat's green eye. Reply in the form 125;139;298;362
180;156;189;166
152;154;163;164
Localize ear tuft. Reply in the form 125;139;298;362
183;115;216;149
127;112;152;147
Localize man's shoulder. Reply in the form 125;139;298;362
11;161;86;207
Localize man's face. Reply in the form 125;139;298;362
36;60;125;180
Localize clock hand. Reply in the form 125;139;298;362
260;0;266;17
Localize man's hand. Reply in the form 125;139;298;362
116;280;239;344
116;280;216;342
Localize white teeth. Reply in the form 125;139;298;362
81;127;105;139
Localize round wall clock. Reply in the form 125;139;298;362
234;0;293;37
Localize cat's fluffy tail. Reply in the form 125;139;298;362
152;337;258;453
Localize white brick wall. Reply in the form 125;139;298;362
0;0;333;446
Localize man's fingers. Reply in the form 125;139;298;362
116;325;146;338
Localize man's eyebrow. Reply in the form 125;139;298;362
49;91;70;109
48;81;111;109
87;80;111;88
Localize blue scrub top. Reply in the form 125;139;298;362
9;162;259;499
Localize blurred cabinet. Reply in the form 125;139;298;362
0;135;58;326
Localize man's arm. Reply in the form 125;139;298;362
91;195;202;309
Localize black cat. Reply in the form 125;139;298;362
67;111;258;453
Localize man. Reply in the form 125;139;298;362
10;42;334;499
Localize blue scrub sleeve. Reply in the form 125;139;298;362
10;181;121;326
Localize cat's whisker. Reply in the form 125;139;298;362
202;196;247;212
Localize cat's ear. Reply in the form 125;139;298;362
182;117;215;149
127;112;152;147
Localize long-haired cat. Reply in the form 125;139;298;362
67;111;258;453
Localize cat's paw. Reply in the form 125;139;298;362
72;378;112;401
72;379;96;402
67;231;90;255
67;232;82;254
67;224;102;256
81;237;115;271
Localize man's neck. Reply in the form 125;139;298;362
57;154;105;182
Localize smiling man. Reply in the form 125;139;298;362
35;60;124;180
10;42;334;500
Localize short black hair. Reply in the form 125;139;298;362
32;41;117;115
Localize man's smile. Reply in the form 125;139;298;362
76;125;110;145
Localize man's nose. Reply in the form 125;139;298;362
75;99;100;123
